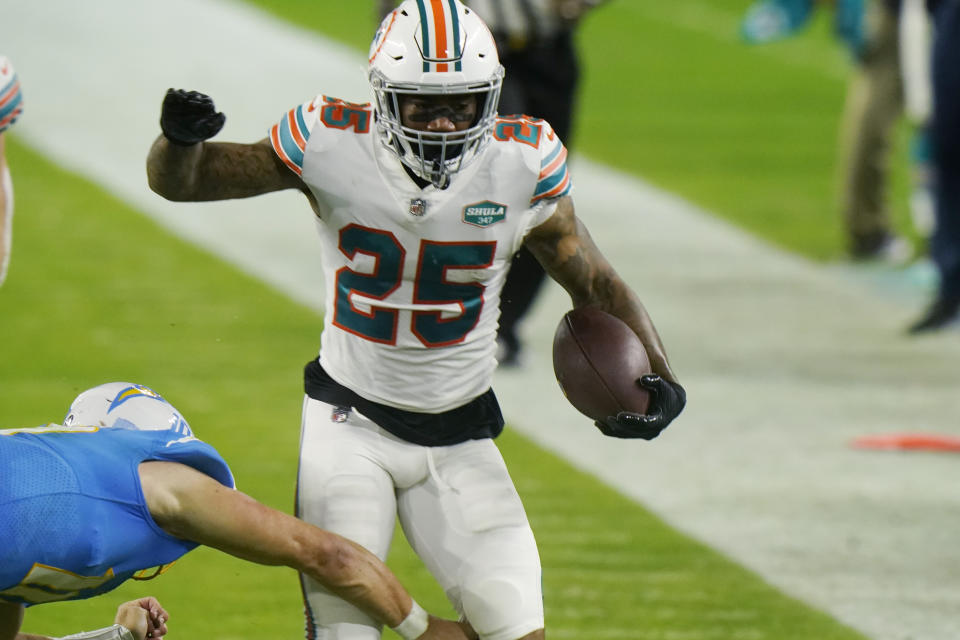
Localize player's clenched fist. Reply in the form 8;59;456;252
160;89;225;146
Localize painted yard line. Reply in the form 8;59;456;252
5;2;960;639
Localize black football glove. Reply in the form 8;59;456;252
595;375;686;440
160;89;225;146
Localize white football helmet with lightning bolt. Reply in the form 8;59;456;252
63;382;193;436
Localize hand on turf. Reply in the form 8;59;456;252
595;375;686;440
115;597;169;640
160;89;225;146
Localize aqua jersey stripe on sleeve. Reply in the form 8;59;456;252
540;142;562;167
532;143;572;203
270;104;311;176
0;73;23;132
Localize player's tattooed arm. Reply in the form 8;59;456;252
524;196;678;383
146;137;304;202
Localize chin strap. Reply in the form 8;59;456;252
60;624;135;640
428;159;449;190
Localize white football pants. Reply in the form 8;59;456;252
0;164;13;286
297;397;544;640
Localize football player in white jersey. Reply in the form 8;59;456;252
146;1;685;638
1;55;24;286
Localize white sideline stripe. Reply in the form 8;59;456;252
6;2;960;640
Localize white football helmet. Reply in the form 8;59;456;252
64;382;193;436
369;0;504;188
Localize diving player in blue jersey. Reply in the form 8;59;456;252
0;383;474;640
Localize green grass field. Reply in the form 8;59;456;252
0;1;885;638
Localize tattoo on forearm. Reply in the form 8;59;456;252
544;226;620;307
527;200;675;379
197;143;289;199
147;138;293;201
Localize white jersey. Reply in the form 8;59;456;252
271;95;572;412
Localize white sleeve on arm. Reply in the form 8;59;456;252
268;95;324;176
0;162;13;286
59;625;135;640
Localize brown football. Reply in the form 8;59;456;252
552;307;652;421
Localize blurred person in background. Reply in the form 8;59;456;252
0;55;24;286
741;0;927;262
837;0;927;261
908;0;960;332
377;0;607;366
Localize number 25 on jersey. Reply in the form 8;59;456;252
334;224;496;348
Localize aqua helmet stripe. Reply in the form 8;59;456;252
447;0;462;70
416;0;431;71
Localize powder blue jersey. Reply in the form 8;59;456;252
0;424;234;605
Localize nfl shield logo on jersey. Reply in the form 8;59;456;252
409;198;427;217
462;201;507;228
